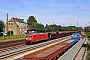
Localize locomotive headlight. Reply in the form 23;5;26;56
26;38;28;40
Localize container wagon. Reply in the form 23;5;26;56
61;39;77;46
22;43;70;60
71;33;80;41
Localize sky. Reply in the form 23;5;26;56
0;0;90;27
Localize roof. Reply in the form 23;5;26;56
7;17;27;27
8;17;25;23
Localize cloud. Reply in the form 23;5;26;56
48;3;56;7
81;6;89;9
23;0;36;5
35;14;55;19
81;12;88;14
60;15;76;19
41;8;68;13
0;10;7;13
47;1;86;8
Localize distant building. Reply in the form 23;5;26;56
4;17;28;35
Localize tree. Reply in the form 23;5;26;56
45;24;53;30
68;26;76;31
0;20;4;32
84;26;90;32
78;27;83;31
45;24;60;31
58;25;62;31
53;24;58;31
27;16;37;30
36;23;44;30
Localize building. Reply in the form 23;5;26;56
4;17;27;35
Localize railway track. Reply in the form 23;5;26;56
0;36;71;60
73;38;88;60
0;39;25;49
58;38;87;60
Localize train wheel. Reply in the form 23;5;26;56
35;40;38;43
25;41;30;45
30;42;33;45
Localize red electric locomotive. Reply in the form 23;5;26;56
26;33;48;44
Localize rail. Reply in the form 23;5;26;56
0;36;71;60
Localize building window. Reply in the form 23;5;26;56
11;23;13;25
9;23;10;25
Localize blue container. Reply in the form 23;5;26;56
71;33;80;40
18;58;21;60
69;40;77;46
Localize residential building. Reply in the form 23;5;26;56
4;17;27;35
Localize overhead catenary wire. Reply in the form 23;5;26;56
6;0;50;17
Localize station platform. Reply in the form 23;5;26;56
58;38;86;60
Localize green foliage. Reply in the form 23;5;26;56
0;20;4;32
84;26;90;32
27;16;37;30
45;24;80;32
86;50;90;60
0;35;25;41
84;32;90;39
45;24;61;31
7;31;13;36
84;32;90;60
36;23;44;30
45;24;53;30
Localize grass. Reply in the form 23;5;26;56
86;49;90;60
83;32;90;60
0;35;25;42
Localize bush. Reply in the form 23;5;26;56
7;31;13;36
86;50;90;60
0;32;3;36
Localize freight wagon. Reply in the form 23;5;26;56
61;39;77;46
25;31;74;45
22;43;70;60
71;33;80;41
